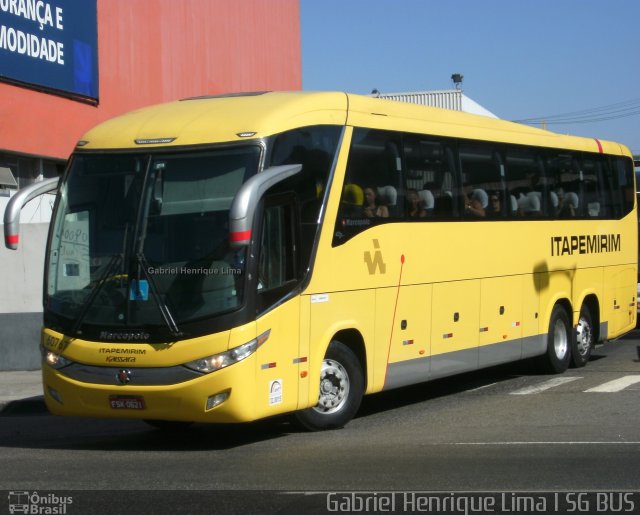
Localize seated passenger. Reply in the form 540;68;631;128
418;189;435;215
465;188;487;217
557;190;578;217
363;186;389;218
517;192;541;216
406;189;427;218
509;194;518;216
486;191;502;217
340;183;364;217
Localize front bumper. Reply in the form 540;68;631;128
42;354;258;423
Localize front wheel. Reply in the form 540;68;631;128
293;341;364;431
572;305;594;368
540;304;572;374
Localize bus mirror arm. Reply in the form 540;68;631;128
3;177;59;250
228;164;302;247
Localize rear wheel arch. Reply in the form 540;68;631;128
556;298;573;323
542;296;573;335
578;294;600;343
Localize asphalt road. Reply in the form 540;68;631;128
1;335;639;514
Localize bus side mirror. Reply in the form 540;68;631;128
4;177;59;250
228;164;302;248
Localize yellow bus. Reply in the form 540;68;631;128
6;91;637;430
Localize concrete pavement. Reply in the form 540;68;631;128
0;369;44;413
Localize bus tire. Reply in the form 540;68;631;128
572;305;594;368
293;341;364;431
541;304;572;374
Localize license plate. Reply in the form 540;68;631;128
109;395;146;410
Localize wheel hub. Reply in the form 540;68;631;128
576;316;592;356
553;319;568;359
313;358;350;415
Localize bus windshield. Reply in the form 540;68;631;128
46;146;261;336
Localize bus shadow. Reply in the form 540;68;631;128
357;360;531;419
0;411;296;452
356;351;607;419
0;351;615;451
0;366;531;451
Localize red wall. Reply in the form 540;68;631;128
0;0;301;160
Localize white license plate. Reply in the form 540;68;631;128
109;396;146;410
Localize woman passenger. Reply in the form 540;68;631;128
486;191;502;217
363;186;389;218
406;189;427;218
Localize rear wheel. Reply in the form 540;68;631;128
540;304;572;374
572;305;594;368
293;341;364;431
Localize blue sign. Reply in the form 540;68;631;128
0;0;98;100
129;280;149;302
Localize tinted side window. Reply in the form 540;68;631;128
333;129;403;245
581;155;608;218
268;125;341;267
608;156;635;218
459;145;504;219
256;199;298;313
333;128;633;237
269;125;341;223
258;203;296;291
544;153;576;218
403;135;457;220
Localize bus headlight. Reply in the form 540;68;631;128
43;349;73;369
185;330;270;374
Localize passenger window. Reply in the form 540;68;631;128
333;129;403;245
581;155;606;218
606;156;635;218
459;145;504;219
505;149;547;218
269;126;341;224
403;135;457;220
547;153;582;218
333;130;633;234
268;125;341;275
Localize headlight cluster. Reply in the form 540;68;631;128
40;329;271;375
185;330;270;374
42;348;73;369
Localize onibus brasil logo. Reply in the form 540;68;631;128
7;491;73;514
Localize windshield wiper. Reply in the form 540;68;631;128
70;254;122;336
126;159;181;338
134;252;182;338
